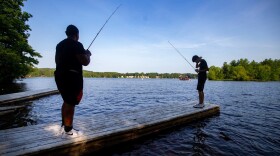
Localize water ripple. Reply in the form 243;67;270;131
1;78;280;155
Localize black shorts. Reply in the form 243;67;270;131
197;75;206;92
55;71;83;105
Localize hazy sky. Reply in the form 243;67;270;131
23;0;280;73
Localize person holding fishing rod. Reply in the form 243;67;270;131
55;25;91;135
55;5;121;136
168;41;209;108
192;55;209;108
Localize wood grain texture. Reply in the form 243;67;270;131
0;89;59;105
0;102;219;156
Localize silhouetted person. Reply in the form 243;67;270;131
55;25;91;135
192;55;209;108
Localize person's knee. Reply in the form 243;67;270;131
63;102;75;110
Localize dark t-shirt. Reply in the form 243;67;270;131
55;38;85;75
198;59;208;78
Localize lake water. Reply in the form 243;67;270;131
1;78;280;155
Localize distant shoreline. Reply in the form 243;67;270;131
26;68;198;79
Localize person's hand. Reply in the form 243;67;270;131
195;69;199;73
86;50;92;56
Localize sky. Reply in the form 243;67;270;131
23;0;280;73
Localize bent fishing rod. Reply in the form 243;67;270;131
168;41;196;70
87;4;122;50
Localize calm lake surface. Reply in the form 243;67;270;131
1;78;280;155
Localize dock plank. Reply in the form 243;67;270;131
0;102;219;155
0;101;191;135
0;103;191;144
0;88;59;105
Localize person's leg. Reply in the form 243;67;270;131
62;102;75;132
199;91;204;104
194;76;205;108
197;79;203;104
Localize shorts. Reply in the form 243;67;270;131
55;70;83;105
197;75;206;92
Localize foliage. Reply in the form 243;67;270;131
27;68;55;77
0;0;41;83
209;58;280;81
208;66;224;80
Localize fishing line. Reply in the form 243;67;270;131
87;4;122;50
168;41;196;70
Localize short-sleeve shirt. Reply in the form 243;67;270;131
198;59;208;78
55;38;85;75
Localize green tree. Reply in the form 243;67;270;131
208;66;224;80
261;59;280;81
256;65;271;81
222;62;232;79
0;0;41;83
247;60;258;80
232;66;249;81
237;58;250;68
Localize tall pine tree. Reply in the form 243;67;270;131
0;0;41;83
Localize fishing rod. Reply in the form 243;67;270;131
87;4;122;50
168;41;196;70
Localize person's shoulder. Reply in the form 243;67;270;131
76;41;84;47
75;41;85;50
64;38;82;48
201;59;207;63
56;39;67;48
57;38;71;45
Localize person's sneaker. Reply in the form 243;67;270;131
193;103;205;108
61;127;80;138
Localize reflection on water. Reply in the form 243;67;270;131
0;103;36;128
0;78;280;155
0;78;56;95
0;81;27;95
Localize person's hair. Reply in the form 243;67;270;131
65;25;79;37
192;55;199;62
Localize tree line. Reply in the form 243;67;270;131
24;58;280;81
208;58;280;81
27;68;198;79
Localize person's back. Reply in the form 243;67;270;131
56;38;85;75
198;59;208;78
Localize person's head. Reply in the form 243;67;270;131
65;25;79;41
192;55;200;63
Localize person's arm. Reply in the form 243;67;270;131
76;50;91;66
198;60;209;72
196;59;209;73
198;68;209;72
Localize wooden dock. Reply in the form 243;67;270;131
0;89;59;105
0;102;219;155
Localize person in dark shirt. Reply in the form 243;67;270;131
55;25;91;135
192;55;209;108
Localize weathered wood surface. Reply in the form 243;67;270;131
0;106;26;116
0;105;26;111
0;102;220;156
0;89;59;105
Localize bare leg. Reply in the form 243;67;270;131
198;91;204;104
61;102;75;128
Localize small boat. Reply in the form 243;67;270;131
179;75;190;81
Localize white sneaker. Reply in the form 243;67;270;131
61;128;80;138
193;103;205;108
